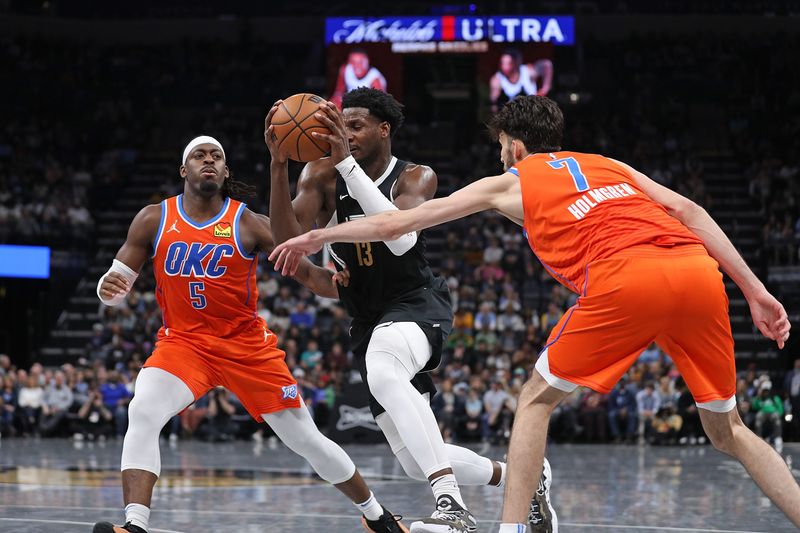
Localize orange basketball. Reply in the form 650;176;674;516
270;93;331;162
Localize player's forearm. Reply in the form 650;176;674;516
679;203;765;299
335;156;416;255
315;210;415;245
294;261;338;299
269;160;303;244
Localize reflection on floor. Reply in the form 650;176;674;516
0;438;797;532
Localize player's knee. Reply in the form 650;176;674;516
366;357;401;398
127;396;166;434
703;416;742;456
518;375;561;411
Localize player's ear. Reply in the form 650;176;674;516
224;165;230;178
179;165;187;178
513;140;525;160
381;121;391;139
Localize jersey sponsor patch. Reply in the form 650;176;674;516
213;222;232;238
281;384;298;400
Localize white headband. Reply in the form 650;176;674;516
182;135;225;165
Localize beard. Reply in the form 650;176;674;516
199;180;221;194
501;145;517;172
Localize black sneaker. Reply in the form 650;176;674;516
93;521;147;533
361;507;410;533
410;495;477;533
528;457;558;533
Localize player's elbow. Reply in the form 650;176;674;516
671;198;705;223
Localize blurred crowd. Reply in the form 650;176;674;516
2;32;799;448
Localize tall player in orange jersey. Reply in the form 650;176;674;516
271;96;800;531
91;136;408;533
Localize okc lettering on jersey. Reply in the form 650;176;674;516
164;241;236;278
567;183;637;220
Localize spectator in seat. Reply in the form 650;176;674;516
75;384;113;440
16;374;44;437
580;390;607;442
608;378;638;443
203;387;238;442
783;358;800;439
636;382;661;443
752;381;784;449
40;371;74;437
0;375;17;437
651;405;683;445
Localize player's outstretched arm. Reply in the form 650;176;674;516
265;101;326;244
97;204;161;305
269;172;519;275
246;209;341;299
612;158;791;349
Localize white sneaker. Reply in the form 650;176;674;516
775;437;784;452
529;457;558;533
410;495;476;533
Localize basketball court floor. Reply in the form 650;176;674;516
1;438;797;532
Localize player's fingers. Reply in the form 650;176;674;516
311;131;337;144
268;243;283;262
282;250;297;276
104;278;128;293
271;247;287;271
314;111;338;130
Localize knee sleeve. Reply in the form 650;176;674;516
121;367;194;476
376;412;427;481
366;325;451;478
264;406;356;485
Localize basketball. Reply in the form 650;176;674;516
270;93;331;162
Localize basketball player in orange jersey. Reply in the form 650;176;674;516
271;96;800;532
266;88;556;533
91;135;408;533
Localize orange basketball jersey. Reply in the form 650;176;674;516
151;194;261;338
513;152;703;293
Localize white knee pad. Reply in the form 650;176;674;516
264;406;356;485
121;367;194;476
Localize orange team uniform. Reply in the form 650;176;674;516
513;152;736;405
143;194;302;419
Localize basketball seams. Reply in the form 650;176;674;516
271;93;330;162
270;93;308;126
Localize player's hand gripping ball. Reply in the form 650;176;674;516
267;93;332;162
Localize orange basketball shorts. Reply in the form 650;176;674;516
537;244;736;406
143;323;302;420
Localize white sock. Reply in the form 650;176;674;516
124;503;150;531
355;491;384;521
498;523;527;533
430;473;466;508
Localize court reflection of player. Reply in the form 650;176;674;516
331;49;388;108
490;48;553;112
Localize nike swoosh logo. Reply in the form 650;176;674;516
339;194;349;200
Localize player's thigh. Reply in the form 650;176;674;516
215;338;303;420
367;321;432;377
144;338;216;401
543;263;664;393
656;259;736;406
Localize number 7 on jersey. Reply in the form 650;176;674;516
548;157;590;192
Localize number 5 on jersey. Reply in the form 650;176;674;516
189;281;206;309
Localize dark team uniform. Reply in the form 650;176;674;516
328;157;453;416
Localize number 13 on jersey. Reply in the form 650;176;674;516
354;242;373;267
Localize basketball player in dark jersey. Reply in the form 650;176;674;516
266;88;557;533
